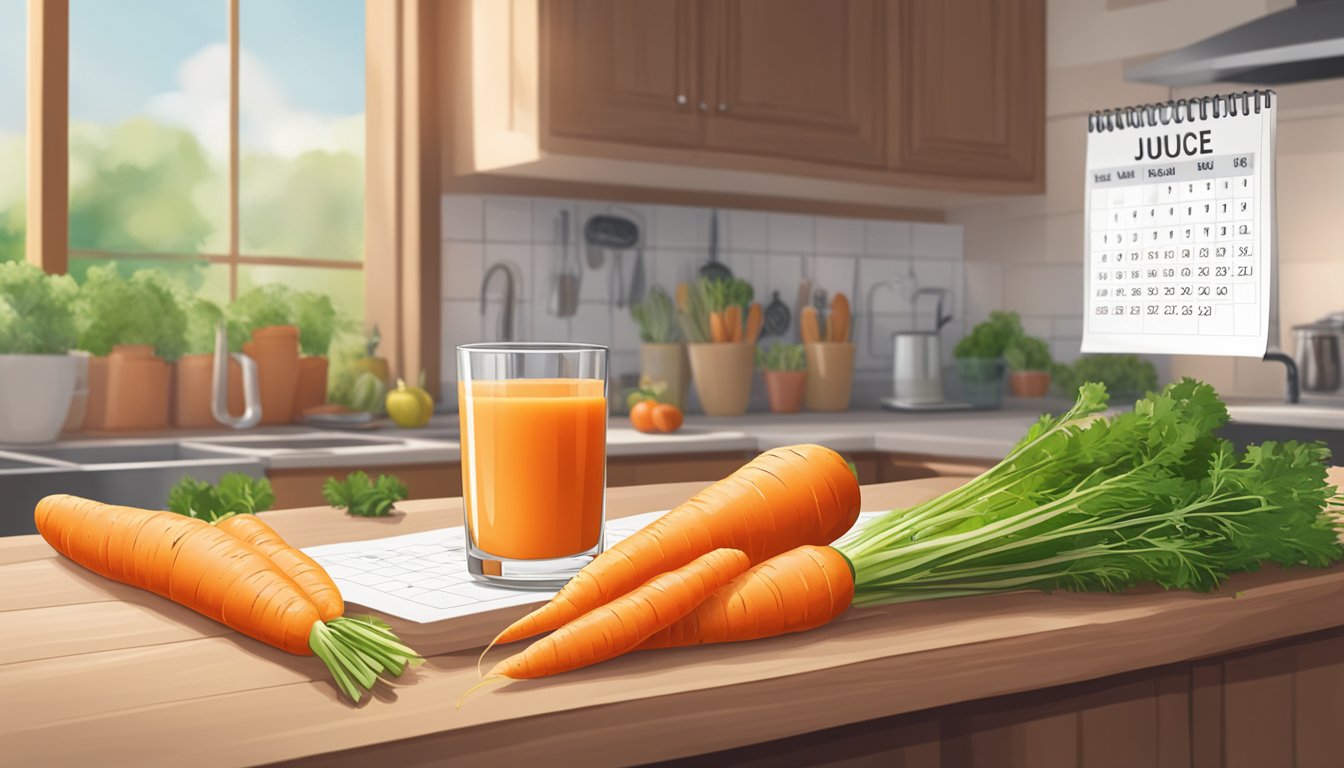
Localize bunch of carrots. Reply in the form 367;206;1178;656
474;443;863;689
800;292;851;344
34;496;421;702
675;277;763;344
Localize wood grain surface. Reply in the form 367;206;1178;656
4;473;1344;767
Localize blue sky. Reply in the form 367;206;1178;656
0;0;363;134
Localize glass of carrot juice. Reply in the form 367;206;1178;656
457;343;607;587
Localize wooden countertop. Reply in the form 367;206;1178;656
5;475;1344;768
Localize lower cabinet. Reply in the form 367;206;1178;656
650;625;1344;768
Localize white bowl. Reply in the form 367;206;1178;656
0;354;77;444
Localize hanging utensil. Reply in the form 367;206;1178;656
699;209;733;281
762;290;790;337
793;278;812;343
547;210;580;317
628;243;647;305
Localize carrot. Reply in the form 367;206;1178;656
34;495;421;702
723;304;742;343
709;311;727;343
639;545;854;649
214;513;344;621
488;548;751;680
490;444;860;647
744;302;763;343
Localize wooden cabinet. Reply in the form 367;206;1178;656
547;0;704;148
532;0;1042;193
703;0;885;168
888;0;1045;187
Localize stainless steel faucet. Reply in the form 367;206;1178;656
480;263;516;342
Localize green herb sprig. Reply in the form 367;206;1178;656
167;473;276;522
322;471;408;517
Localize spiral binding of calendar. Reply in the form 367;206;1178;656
1087;90;1274;134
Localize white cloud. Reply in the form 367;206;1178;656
146;43;363;159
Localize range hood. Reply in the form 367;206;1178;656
1127;0;1344;87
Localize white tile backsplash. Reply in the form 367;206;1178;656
441;194;964;410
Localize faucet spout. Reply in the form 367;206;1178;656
480;263;516;342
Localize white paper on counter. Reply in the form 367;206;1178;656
304;509;887;624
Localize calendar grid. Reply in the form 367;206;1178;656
1082;92;1274;358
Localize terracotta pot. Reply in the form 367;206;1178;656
763;370;807;414
803;342;855;412
639;343;690;411
1009;369;1052;398
291;356;330;421
686;342;755;416
83;345;171;431
242;325;301;426
172;354;247;428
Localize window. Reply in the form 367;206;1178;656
66;0;365;317
0;0;24;264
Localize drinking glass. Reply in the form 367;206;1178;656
457;343;607;587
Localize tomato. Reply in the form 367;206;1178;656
651;403;684;433
629;400;659;433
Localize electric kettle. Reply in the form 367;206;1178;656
1294;312;1344;393
892;288;953;404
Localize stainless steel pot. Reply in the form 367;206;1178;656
1293;313;1344;393
891;288;954;404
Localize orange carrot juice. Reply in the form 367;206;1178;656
459;378;606;560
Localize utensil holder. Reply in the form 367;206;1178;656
803;342;854;412
687;342;754;416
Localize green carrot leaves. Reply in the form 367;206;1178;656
838;379;1344;606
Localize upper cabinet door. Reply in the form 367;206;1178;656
702;0;886;168
888;0;1045;188
545;0;704;148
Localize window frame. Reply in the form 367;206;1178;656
27;0;365;299
24;0;436;390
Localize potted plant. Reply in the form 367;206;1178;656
678;277;760;416
630;285;689;410
75;264;186;431
1051;354;1159;401
231;285;342;424
0;262;80;443
1004;334;1053;398
952;311;1021;410
757;342;807;414
172;295;249;428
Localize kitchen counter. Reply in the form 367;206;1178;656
6;473;1344;767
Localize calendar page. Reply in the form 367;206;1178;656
1082;95;1275;357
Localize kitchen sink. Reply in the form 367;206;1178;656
0;440;263;538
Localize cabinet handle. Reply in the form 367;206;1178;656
717;102;728;113
676;94;687;106
698;100;709;112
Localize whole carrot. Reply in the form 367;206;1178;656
35;495;421;702
491;444;860;646
488;549;751;680
639;545;854;649
215;513;344;621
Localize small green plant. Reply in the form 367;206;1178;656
1004;335;1052;372
75;263;188;359
953;311;1024;360
322;470;408;517
1052;355;1159;399
676;277;754;343
630;285;683;344
0;261;79;354
756;342;806;372
230;284;346;356
167;473;276;522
